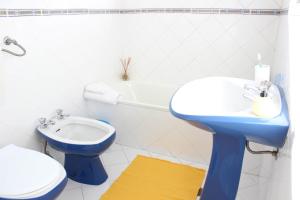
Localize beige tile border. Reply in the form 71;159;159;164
0;8;288;17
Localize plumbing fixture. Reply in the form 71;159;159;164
55;109;70;120
1;36;26;56
258;80;272;97
43;141;53;158
37;116;116;185
246;140;279;159
170;77;289;200
244;80;272;98
39;117;55;129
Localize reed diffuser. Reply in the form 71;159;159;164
120;57;131;81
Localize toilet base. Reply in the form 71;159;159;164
64;154;108;185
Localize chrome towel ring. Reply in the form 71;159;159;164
1;36;26;56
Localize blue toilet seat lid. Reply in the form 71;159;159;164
0;144;61;198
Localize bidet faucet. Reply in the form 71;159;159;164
55;109;69;120
244;81;272;98
39;117;55;129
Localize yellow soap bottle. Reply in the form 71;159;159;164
252;96;277;118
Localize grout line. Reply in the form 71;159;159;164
0;8;288;17
119;145;131;164
80;187;85;200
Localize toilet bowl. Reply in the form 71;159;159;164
0;144;67;200
37;116;116;185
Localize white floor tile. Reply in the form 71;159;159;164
180;159;209;170
150;152;181;163
56;188;84;200
64;178;82;191
106;143;124;153
81;179;111;200
101;150;128;166
105;163;130;182
122;146;150;162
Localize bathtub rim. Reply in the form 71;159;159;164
118;99;169;112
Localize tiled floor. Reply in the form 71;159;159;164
55;143;264;200
55;143;208;200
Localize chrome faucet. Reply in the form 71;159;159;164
258;80;272;97
39;117;55;129
55;109;69;120
244;81;272;99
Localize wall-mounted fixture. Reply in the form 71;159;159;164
1;36;26;57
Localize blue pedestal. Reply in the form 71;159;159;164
201;134;246;200
64;154;108;185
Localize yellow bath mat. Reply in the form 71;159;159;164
100;155;206;200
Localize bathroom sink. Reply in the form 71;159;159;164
169;77;289;200
170;77;288;147
171;77;281;118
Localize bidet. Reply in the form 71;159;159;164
37;112;116;185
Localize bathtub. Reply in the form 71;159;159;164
85;81;212;164
116;81;178;111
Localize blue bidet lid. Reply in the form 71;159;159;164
0;144;63;199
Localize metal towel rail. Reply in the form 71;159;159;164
1;36;26;56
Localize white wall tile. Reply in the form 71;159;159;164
263;14;292;200
280;0;291;8
249;0;281;9
0;15;117;150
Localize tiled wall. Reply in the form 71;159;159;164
118;14;280;86
0;15;117;150
263;4;292;200
257;4;291;199
0;0;290;9
288;2;300;199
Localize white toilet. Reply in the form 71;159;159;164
0;144;67;200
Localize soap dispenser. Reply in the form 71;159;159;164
252;95;278;118
251;81;277;118
254;53;270;84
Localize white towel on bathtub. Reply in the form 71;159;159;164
84;82;120;104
